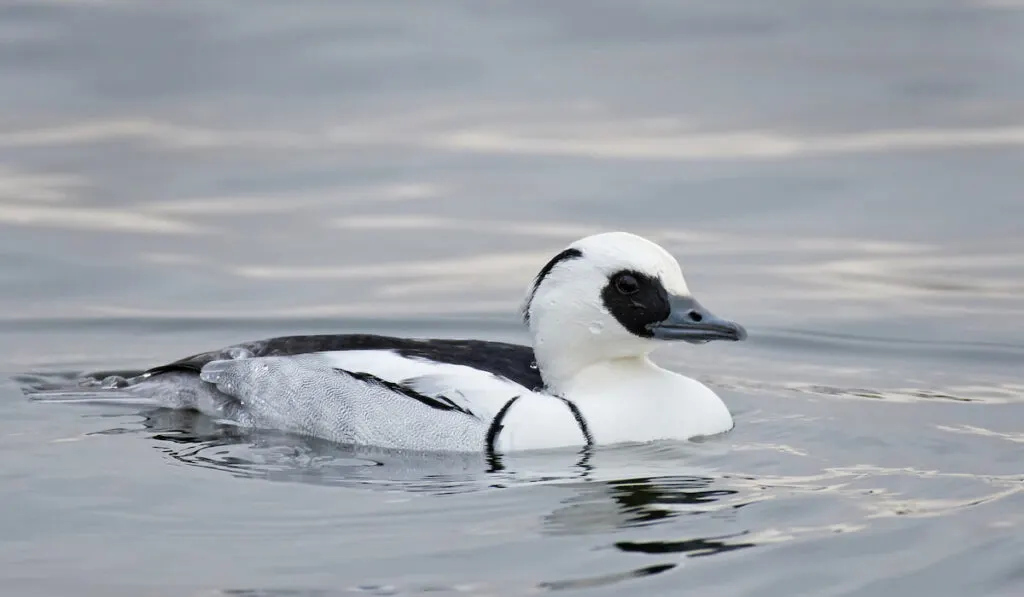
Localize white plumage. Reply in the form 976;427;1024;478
28;231;748;453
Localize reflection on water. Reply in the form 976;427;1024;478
52;392;1024;554
101;403;769;570
544;475;745;534
615;533;756;557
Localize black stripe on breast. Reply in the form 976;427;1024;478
485;396;521;453
558;397;594;446
342;370;476;417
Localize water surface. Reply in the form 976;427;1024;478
1;1;1023;596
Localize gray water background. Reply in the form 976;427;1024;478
1;1;1023;595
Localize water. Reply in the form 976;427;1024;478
1;1;1023;595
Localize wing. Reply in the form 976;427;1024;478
145;333;544;390
315;349;537;417
195;350;538;452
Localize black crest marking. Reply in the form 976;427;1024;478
342;370;476;417
522;247;583;324
601;269;671;338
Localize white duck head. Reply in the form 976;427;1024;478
521;231;746;391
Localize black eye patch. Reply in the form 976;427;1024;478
600;270;670;338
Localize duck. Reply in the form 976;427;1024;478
28;231;747;453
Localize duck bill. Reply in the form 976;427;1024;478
647;295;747;344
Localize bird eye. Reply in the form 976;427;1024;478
614;273;640;295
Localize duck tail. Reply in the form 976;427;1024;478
24;387;161;406
16;370;162;406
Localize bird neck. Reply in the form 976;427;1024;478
536;342;658;396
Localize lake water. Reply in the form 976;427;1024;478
1;1;1023;595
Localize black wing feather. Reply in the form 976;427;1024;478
343;369;475;416
144;333;544;390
